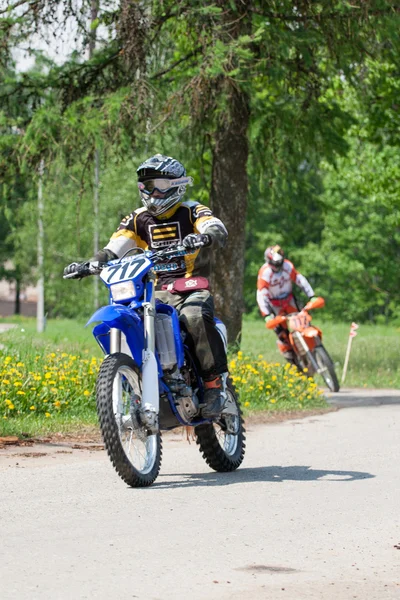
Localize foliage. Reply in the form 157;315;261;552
229;351;326;412
0;349;100;419
241;317;400;389
1;1;400;329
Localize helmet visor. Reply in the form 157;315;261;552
268;250;284;271
138;176;192;196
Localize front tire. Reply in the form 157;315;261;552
313;345;340;392
195;380;245;472
96;353;162;487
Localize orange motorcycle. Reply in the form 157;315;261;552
266;297;340;392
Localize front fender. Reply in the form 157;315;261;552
86;304;144;367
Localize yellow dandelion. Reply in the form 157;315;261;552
303;368;308;373
244;401;250;407
16;391;25;395
30;405;36;411
53;400;61;408
83;390;91;397
13;381;23;387
45;372;52;380
271;375;277;382
16;362;24;367
270;398;276;404
2;379;10;385
45;412;51;418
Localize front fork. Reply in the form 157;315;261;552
110;272;159;434
140;273;159;433
292;332;320;373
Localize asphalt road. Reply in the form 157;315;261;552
1;402;400;600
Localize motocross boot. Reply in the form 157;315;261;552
202;376;225;418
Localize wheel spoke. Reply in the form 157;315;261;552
111;364;158;476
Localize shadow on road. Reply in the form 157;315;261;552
152;465;375;489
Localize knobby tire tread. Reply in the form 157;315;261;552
314;345;340;392
96;353;162;487
195;382;246;472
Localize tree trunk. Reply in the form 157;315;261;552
210;85;250;345
15;278;21;315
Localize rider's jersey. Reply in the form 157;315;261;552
256;259;314;316
103;200;227;287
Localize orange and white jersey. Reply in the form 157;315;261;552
256;259;314;316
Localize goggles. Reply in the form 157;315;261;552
138;176;193;196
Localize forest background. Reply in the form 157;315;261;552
1;1;400;343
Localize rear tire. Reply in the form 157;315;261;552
96;353;162;487
195;380;245;472
313;345;340;392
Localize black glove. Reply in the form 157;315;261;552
182;233;211;249
63;262;89;279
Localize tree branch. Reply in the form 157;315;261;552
151;46;202;80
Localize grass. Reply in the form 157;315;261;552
0;315;100;354
0;410;98;438
0;314;397;438
242;316;400;389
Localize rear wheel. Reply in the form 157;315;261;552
96;353;162;487
195;380;245;472
313;345;340;392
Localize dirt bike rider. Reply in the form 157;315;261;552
64;154;228;418
257;244;315;364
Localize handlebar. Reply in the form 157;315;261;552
265;297;325;330
150;244;195;263
63;261;106;280
63;244;198;280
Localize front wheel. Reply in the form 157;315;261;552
313;345;340;392
195;380;245;472
96;353;162;487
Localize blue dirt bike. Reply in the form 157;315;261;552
64;244;245;487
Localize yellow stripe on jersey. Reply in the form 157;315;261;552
153;232;177;240
152;226;177;234
184;249;200;277
194;215;213;233
111;229;148;250
111;229;136;240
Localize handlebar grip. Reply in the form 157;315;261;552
265;315;286;329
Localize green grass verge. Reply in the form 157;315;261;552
0;313;397;438
0;410;98;438
242;317;400;389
